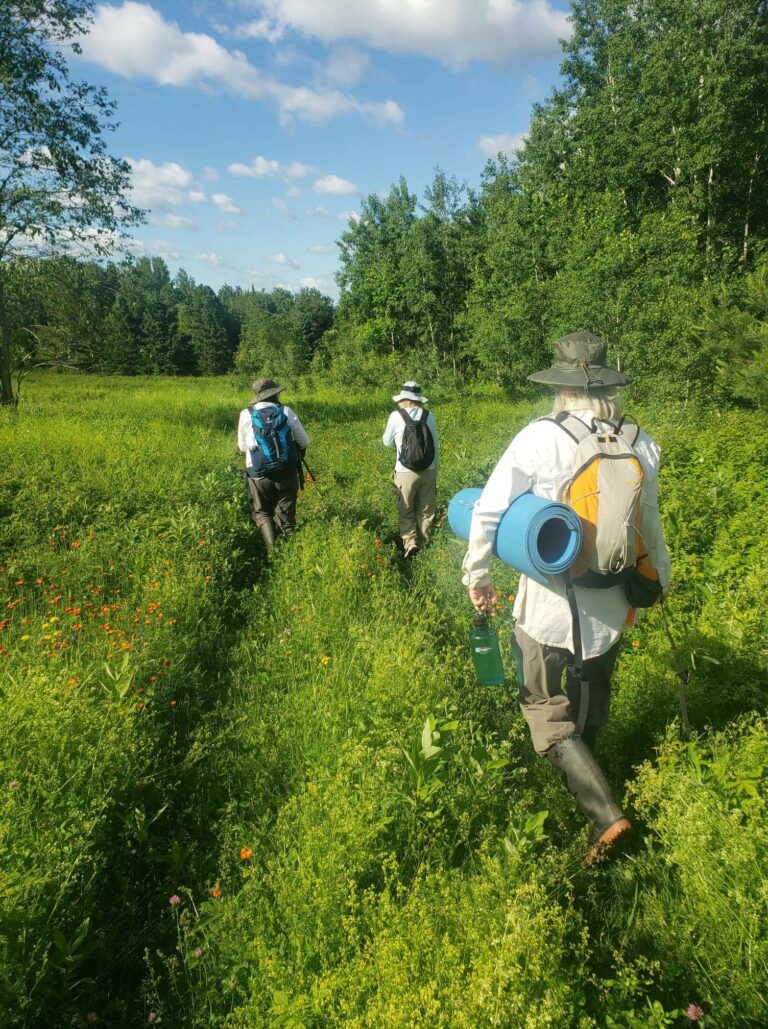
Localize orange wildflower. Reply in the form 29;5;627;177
240;847;253;861
210;882;223;900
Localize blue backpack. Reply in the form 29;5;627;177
248;404;296;476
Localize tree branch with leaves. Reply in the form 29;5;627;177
0;0;143;404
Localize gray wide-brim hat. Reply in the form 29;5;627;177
393;381;428;404
527;332;631;389
251;377;286;401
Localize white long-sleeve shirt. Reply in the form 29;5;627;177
238;402;309;474
382;408;440;472
462;410;671;658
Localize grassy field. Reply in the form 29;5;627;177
1;375;768;1027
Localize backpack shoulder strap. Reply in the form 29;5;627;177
397;408;412;426
537;412;591;444
620;418;640;447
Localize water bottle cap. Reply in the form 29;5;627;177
472;612;488;627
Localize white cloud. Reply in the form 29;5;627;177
228;155;314;179
252;0;569;65
337;209;360;223
193;250;224;266
309;244;329;253
286;186;302;198
81;3;404;125
322;46;370;87
235;16;284;44
299;276;331;290
3;226;145;260
212;192;241;213
188;189;207;202
229;155;280;178
127;157;193;208
478;131;527;158
148;239;181;260
201;166;219;181
313;174;358;196
151;211;196;229
268;252;301;269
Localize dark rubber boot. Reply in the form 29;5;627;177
547;735;631;864
257;518;276;550
581;725;598;754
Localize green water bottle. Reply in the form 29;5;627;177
469;613;505;686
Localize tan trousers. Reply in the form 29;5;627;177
393;468;437;552
512;626;621;755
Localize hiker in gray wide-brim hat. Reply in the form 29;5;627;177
527;332;631;389
251;377;287;401
461;330;670;864
237;378;310;550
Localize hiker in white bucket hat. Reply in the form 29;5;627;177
382;381;440;559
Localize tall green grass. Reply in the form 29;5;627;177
1;374;767;1026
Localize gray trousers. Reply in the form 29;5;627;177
247;471;299;534
512;626;621;755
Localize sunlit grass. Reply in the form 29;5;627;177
1;374;767;1025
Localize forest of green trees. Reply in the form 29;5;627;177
3;0;768;405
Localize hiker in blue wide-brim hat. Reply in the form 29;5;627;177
237;378;310;550
461;331;671;863
382;381;440;559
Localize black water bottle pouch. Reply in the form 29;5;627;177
624;569;663;608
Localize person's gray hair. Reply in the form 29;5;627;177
551;388;623;422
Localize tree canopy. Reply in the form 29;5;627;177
0;0;142;403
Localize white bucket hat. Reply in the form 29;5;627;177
393;381;428;404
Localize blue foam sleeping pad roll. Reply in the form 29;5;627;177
447;487;583;586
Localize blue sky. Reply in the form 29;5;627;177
75;0;572;296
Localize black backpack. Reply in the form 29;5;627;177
397;409;435;471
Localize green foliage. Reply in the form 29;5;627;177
0;0;143;404
2;377;768;1027
697;254;768;406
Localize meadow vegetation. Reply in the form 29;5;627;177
1;375;767;1026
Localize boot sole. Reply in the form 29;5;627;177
583;817;632;866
